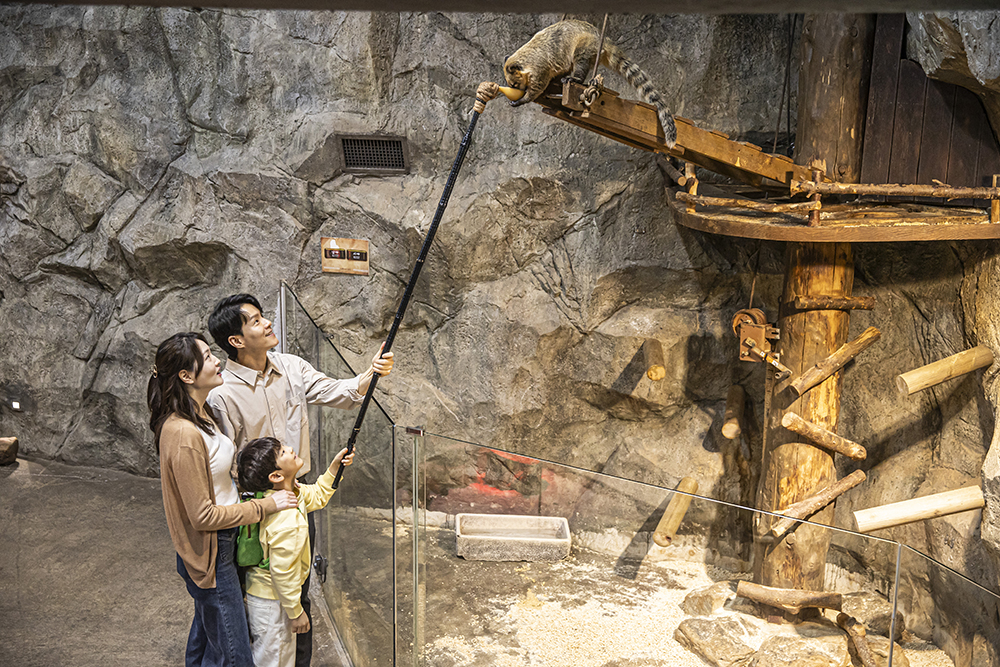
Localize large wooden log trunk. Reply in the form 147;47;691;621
752;14;875;601
754;243;853;593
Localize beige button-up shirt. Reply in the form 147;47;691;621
207;350;362;476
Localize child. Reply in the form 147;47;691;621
236;436;355;667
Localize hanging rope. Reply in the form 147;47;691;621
772;14;800;156
581;14;610;109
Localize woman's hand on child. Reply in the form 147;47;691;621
271;490;298;511
330;447;356;471
371;343;394;376
290;611;311;634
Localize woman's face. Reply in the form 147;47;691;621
188;339;223;392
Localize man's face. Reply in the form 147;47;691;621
237;304;279;356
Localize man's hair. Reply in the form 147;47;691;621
208;294;263;360
237;437;283;493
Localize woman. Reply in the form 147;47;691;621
149;332;297;667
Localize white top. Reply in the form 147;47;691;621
200;425;239;507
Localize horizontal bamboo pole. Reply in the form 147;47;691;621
781;411;866;460
852;485;984;533
736;580;842;614
722;384;744;440
675;191;820;213
785;326;881;397
790;179;1000;200
652;477;699;547
658;158;688;186
770;470;867;539
896;345;994;396
792;295;875;311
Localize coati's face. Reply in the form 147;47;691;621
503;60;530;106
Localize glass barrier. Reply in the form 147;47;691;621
895;544;1000;667
398;430;929;667
281;283;397;667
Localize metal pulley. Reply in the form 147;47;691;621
731;308;791;380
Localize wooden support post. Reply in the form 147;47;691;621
852;485;984;533
642;338;666;381
770;470;867;538
652;477;699;547
837;613;879;667
896;345;994;396
781;411;866;460
723;385;745;440
993;175;999;224
684;162;698;214
793;295;875;311
784;326;881;397
736;580;842;614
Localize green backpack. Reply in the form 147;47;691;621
236;492;270;569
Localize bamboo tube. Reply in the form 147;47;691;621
722;385;745;440
790;179;1000;200
852;485;984;533
643;338;666;381
993;175;999;223
652;477;699;547
896;345;994;396
781;411;866;460
770;470;866;538
736;580;842;614
837;613;878;667
793;295;875;311
658;158;687;186
785;326;881;397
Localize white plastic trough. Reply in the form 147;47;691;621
455;513;571;561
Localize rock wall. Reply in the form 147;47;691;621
2;6;1000;655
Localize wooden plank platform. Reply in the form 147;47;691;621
667;189;1000;242
532;80;816;189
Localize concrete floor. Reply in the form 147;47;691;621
0;456;349;667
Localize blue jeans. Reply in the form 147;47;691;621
177;527;254;667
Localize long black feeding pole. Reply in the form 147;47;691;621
332;85;497;489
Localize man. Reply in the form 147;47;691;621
207;293;393;666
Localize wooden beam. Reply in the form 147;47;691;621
736;581;842;614
675;191;820;214
896;345;994;396
780;411;867;460
792;296;875;311
784;326;881;397
791;179;1000;200
652;477;699;547
722;385;745;440
770;470;867;538
852;486;984;533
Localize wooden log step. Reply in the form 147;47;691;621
652;477;699;547
770;470;867;539
736;581;842;614
643;338;666;381
852;485;984;533
780;412;867;460
783;326;882;397
896;345;994;396
792;295;876;311
790;179;1000;200
722;385;745;440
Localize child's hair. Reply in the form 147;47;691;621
208;293;264;360
147;332;219;451
238;437;283;493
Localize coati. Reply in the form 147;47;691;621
504;19;678;148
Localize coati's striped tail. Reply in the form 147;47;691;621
605;45;677;148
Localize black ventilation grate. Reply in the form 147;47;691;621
341;136;408;173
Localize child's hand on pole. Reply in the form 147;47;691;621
290;611;311;634
329;447;356;473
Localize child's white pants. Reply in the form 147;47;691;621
247;593;296;667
